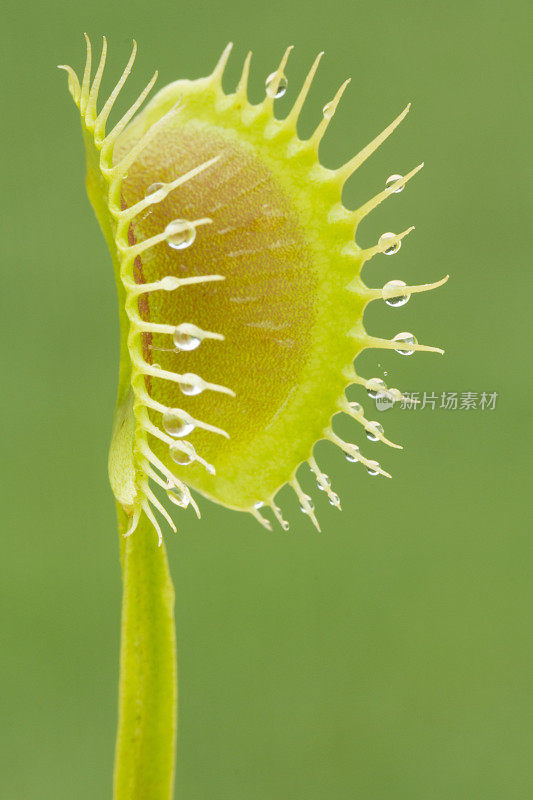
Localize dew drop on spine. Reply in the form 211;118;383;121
366;378;387;398
162;409;195;438
365;422;384;442
383;280;410;307
378;232;401;255
169;442;194;466
265;72;288;99
385;174;404;193
173;327;201;352
167;483;190;508
145;182;165;201
392;332;417;355
299;494;314;514
165;219;196;250
345;446;360;463
179;374;204;396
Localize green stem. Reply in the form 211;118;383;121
113;504;177;800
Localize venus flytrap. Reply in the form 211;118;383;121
60;35;447;800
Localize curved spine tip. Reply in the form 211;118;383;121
251;507;273;531
367;274;449;302
236;51;253;98
290;477;321;531
264;45;294;110
85;36;108;124
363;336;445;356
285;50;325;128
102;70;158;153
338;104;411;183
94;39;138;141
342;402;403;450
58;64;81;104
212;42;233;82
80;33;92;113
310;76;351;150
352;162;424;226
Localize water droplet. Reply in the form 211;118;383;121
393;331;418;355
159;276;180;291
254;501;264;509
329;493;340;506
299;494;314;513
378;232;401;255
169;442;194;466
165;219;196;250
322;100;335;120
366;378;387;398
388;388;403;402
179;373;203;396
386;174;404;193
383;279;411;307
152;362;161;371
265;71;288;99
366;460;381;476
349;401;364;416
167;484;189;508
345;447;360;463
317;475;331;491
173;327;201;352
273;503;290;531
366;421;384;442
145;182;165;200
162;409;194;438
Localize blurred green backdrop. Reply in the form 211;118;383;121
2;0;531;798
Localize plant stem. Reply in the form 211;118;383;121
113;504;177;800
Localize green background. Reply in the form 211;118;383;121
2;0;531;797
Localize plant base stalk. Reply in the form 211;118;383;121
113;504;177;800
